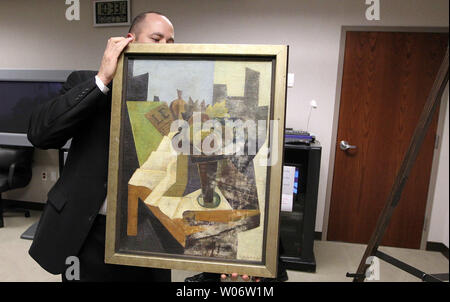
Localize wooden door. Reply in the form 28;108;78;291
327;31;448;249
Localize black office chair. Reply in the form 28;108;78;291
0;146;34;228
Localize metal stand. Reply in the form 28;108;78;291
348;46;449;282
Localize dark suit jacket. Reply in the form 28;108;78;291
28;70;111;274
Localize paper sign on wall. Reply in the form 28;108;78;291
281;165;296;212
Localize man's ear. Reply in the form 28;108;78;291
127;33;136;42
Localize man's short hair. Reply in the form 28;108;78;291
128;11;167;35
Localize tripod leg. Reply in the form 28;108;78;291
353;47;449;282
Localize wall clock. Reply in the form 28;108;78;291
93;0;131;27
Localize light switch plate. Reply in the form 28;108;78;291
288;73;294;88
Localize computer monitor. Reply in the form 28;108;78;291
0;69;72;147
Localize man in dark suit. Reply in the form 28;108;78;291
28;11;175;282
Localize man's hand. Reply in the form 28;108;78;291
221;273;260;282
97;37;133;86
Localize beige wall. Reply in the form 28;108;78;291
3;149;60;203
0;0;448;245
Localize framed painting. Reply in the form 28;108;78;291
105;43;288;278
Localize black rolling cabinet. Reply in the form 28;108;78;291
279;142;321;272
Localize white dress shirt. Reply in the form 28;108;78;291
95;75;109;216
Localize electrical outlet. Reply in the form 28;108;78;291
42;172;47;181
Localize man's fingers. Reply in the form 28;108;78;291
118;36;133;48
221;273;254;282
105;37;132;54
108;37;128;43
111;37;133;55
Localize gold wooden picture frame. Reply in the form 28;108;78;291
105;43;288;278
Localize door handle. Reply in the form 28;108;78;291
340;140;357;151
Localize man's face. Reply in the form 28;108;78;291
128;13;175;44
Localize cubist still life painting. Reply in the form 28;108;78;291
114;56;275;265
